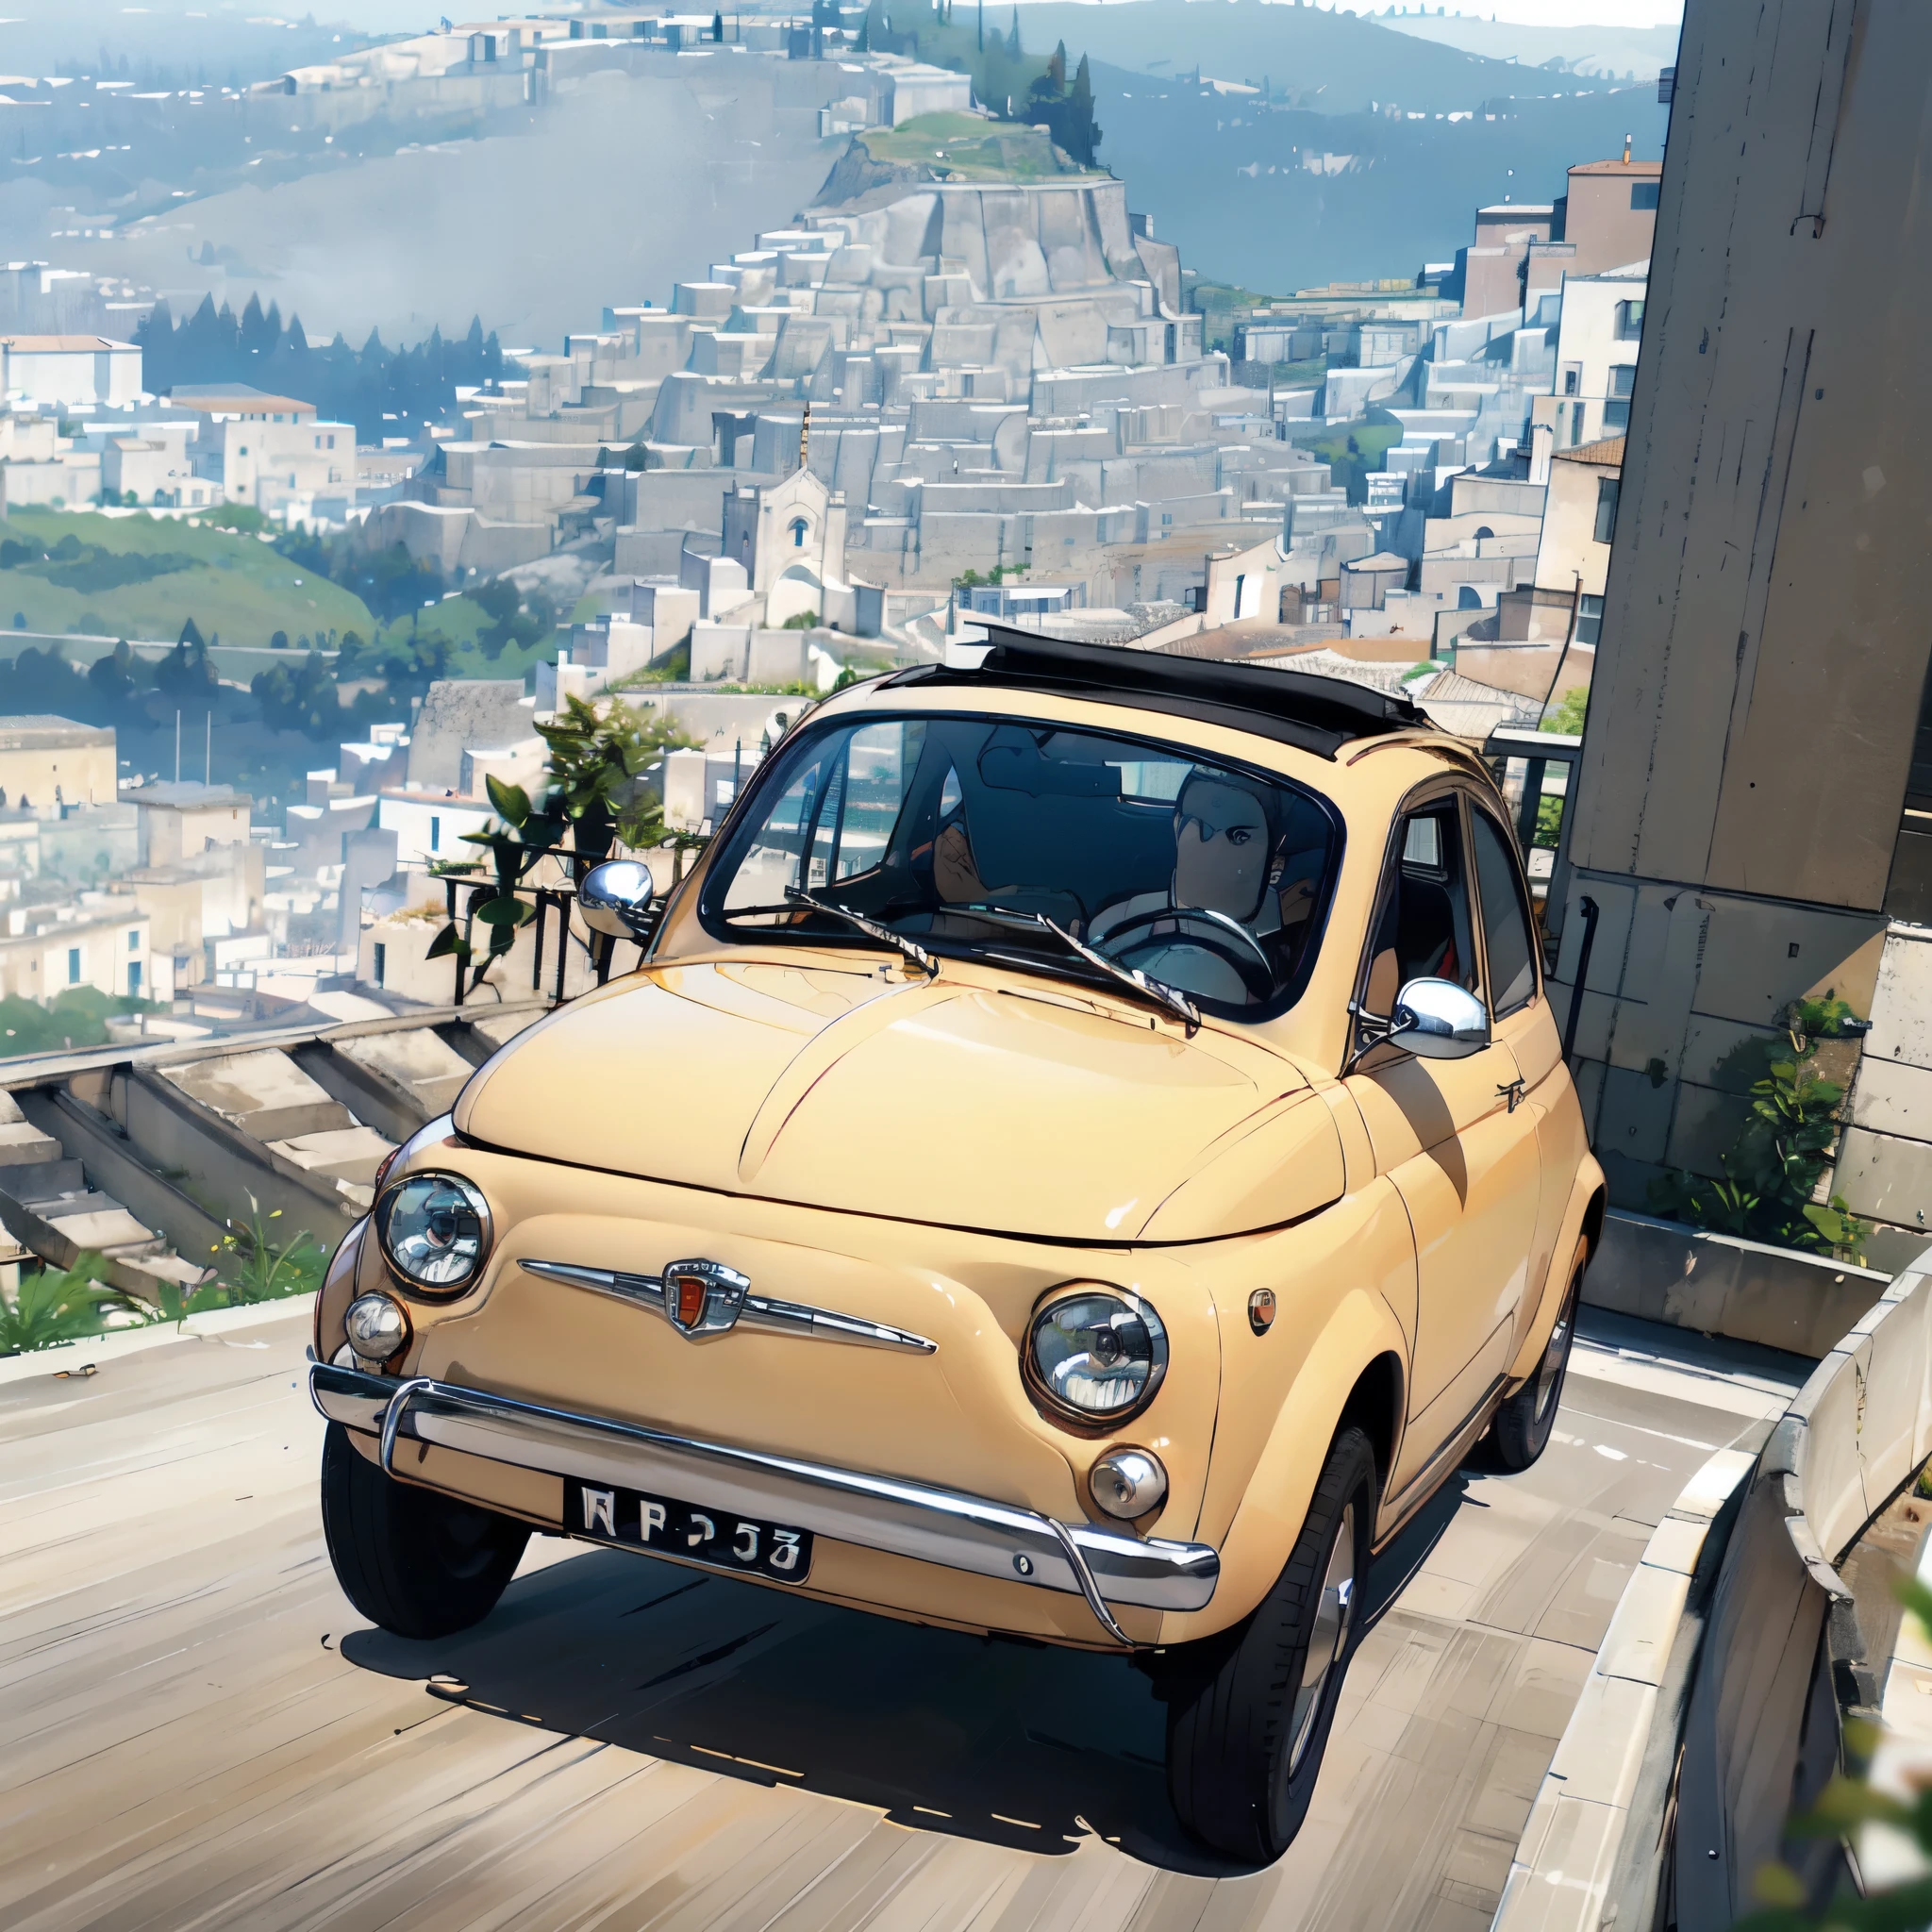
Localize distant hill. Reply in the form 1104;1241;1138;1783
1377;15;1684;81
1009;0;1628;112
0;0;371;82
1089;58;1668;293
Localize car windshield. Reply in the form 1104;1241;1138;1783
700;713;1342;1017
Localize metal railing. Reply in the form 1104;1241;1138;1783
438;865;671;1008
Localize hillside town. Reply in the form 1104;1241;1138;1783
0;73;1694;1305
0;93;1652;998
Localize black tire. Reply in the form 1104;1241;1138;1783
321;1422;529;1640
1488;1241;1586;1473
1166;1425;1377;1862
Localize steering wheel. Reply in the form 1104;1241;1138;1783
1096;906;1274;1000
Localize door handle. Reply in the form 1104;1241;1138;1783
1497;1077;1526;1114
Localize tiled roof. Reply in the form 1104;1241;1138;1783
1556;436;1625;467
0;335;134;353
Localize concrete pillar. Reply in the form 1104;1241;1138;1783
1553;0;1932;1210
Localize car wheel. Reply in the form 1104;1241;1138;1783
321;1422;529;1640
1165;1424;1376;1862
1488;1237;1587;1473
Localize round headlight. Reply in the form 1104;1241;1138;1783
376;1172;491;1291
1025;1285;1168;1425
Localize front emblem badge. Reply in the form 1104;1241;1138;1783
661;1258;752;1339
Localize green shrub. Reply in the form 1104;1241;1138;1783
215;1198;326;1302
1649;1008;1870;1260
1541;687;1589;735
0;1254;112;1354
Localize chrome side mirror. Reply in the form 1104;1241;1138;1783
1389;977;1490;1059
577;858;656;939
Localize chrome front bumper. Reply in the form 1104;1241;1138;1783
309;1361;1219;1643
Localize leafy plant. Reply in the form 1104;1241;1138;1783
140;1276;228;1329
215;1198;326;1303
1735;1575;1932;1929
425;698;702;995
425;771;565;996
0;1254;112;1354
535;692;696;859
1650;1013;1871;1259
1792;992;1870;1043
1541;686;1589;735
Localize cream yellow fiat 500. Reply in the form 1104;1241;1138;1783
311;632;1603;1860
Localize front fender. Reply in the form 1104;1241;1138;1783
1159;1271;1411;1644
313;1215;367;1364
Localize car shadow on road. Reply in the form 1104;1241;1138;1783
342;1487;1463;1874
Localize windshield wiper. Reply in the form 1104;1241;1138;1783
782;886;940;979
957;903;1199;1035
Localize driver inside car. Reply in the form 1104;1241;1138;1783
1087;773;1285;1004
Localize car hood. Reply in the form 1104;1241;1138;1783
454;958;1342;1242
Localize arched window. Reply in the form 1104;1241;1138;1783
1474;525;1494;541
790;517;808;548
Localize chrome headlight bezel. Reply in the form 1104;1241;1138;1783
374;1170;493;1296
1023;1283;1169;1430
343;1289;411;1363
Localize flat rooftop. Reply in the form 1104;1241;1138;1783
0;716;114;749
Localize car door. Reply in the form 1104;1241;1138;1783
1467;797;1578;1348
1343;788;1541;1496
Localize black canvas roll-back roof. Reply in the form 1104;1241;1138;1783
881;625;1434;759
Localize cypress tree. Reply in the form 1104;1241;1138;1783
1071;53;1100;164
239;291;275;358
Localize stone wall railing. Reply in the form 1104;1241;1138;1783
1587;1208;1892;1358
1493;1257;1932;1929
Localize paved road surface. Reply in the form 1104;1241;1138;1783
0;1307;1803;1932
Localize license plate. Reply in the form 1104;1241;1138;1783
563;1476;813;1584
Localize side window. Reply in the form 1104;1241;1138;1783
1470;808;1539;1015
1362;797;1479;1016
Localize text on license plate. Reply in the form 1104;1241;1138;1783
563;1477;813;1583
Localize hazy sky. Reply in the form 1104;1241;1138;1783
1324;2;1682;20
275;0;1688;31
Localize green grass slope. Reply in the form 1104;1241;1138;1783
373;594;558;684
0;508;377;648
858;113;1093;181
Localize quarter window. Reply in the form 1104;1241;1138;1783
1362;798;1479;1016
1470;808;1539;1015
